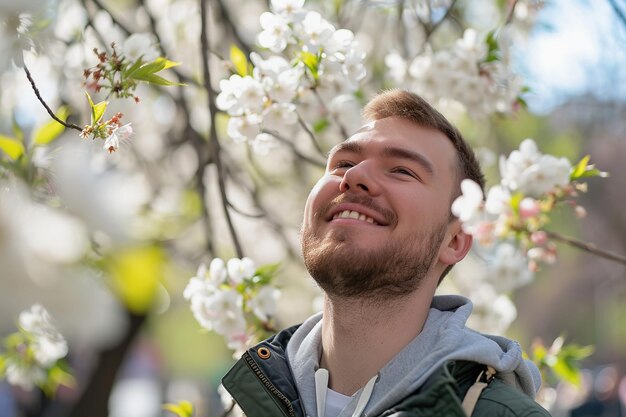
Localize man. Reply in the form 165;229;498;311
222;90;551;417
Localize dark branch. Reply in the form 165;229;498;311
201;0;244;258
24;66;83;132
545;230;626;266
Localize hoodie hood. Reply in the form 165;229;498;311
286;294;542;417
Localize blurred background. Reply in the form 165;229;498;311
0;0;625;416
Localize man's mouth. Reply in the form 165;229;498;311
331;210;378;225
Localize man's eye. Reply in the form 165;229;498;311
392;167;414;176
332;161;354;170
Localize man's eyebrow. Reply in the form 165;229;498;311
382;146;435;176
327;141;361;159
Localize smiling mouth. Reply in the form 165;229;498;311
331;210;379;225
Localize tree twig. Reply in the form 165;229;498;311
296;112;326;156
544;230;626;266
608;0;626;31
200;0;244;258
24;66;83;132
262;129;327;167
504;0;521;25
311;87;349;140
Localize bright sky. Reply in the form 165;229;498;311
520;0;626;112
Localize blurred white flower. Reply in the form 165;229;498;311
19;304;68;366
252;133;279;156
262;102;297;127
298;11;334;51
258;12;292;53
248;286;281;322
261;68;301;103
216;74;244;114
451;179;484;223
104;123;133;153
499;139;572;197
484;185;511;216
122;33;159;62
227;114;262;143
226;257;256;284
4;359;46;391
467;284;517;335
485;242;534;293
271;0;305;22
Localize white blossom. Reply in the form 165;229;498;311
122;33;159;62
485;242;534;293
226;257;256;284
19;304;68;366
467;284;517;335
258;12;292;53
4;359;47;391
248;286;281;322
271;0;305;22
451;179;484;224
104;123;133;153
297;11;334;51
499;139;572;197
227;114;262;143
252;133;279;155
262;102;297;127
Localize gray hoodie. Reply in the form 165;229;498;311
286;295;542;417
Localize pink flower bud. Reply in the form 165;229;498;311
530;231;548;246
519;197;541;219
575;206;587;218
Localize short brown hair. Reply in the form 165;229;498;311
363;89;485;282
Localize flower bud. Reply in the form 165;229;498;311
519;197;541;219
575;206;587;218
530;231;548;246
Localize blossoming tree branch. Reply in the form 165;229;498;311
0;0;625;416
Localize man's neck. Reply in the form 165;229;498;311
320;286;436;396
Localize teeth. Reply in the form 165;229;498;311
332;210;377;225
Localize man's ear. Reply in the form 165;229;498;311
438;220;473;266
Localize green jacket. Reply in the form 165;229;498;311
222;327;551;417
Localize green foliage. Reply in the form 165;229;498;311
33;106;69;146
106;245;166;314
485;30;500;62
85;91;108;125
313;118;330;134
253;262;281;286
163;400;194;417
299;51;321;81
230;45;250;76
128;57;185;86
42;362;76;397
529;336;594;387
0;135;25;160
570;155;608;181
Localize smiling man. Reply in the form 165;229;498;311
222;90;551;417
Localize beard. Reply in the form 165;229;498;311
301;213;447;301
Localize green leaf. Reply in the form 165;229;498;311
484;30;500;62
123;58;145;78
313;118;330;134
577;168;609;179
33;106;69;145
107;246;166;314
570;155;590;180
163;401;194;417
230;45;249;76
0;355;5;376
131;72;186;86
299;51;320;80
509;191;524;214
85;91;108;125
254;262;281;281
130;57;181;79
0;135;25;160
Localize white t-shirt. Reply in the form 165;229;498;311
324;387;353;417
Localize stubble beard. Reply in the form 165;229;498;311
301;220;447;301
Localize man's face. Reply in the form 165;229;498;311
300;117;459;299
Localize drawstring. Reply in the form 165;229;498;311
350;374;377;417
315;369;329;417
314;369;378;417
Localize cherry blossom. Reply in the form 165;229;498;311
104;123;133;153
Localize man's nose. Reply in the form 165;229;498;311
338;162;381;195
